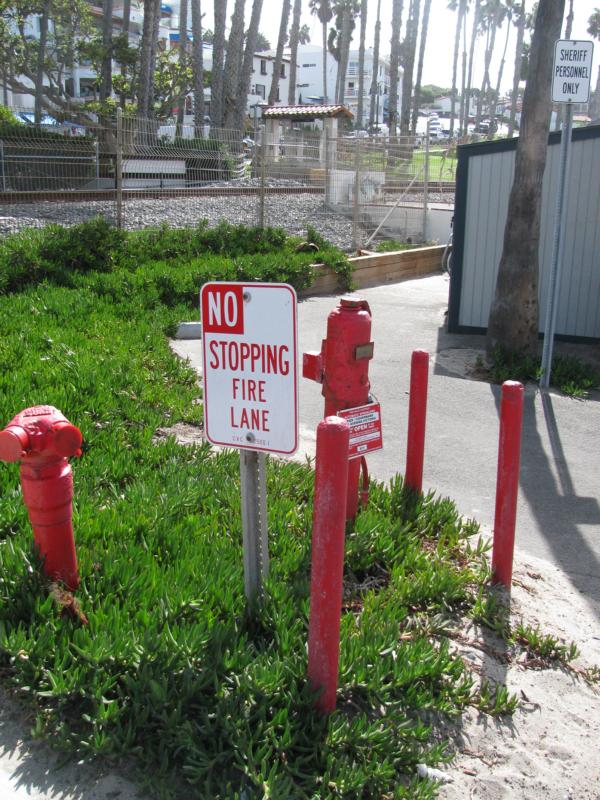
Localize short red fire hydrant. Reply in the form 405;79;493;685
0;406;82;589
303;298;374;522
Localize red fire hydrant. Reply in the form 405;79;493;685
0;406;82;589
303;298;374;522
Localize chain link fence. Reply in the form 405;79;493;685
0;110;456;250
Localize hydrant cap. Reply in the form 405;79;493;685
0;427;28;462
52;422;83;457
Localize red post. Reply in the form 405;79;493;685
307;416;350;715
492;381;524;588
405;350;429;493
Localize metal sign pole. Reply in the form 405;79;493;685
540;102;573;389
240;449;269;603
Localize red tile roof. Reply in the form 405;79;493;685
262;104;354;120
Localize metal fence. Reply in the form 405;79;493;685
0;109;457;250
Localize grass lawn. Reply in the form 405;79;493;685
0;220;575;799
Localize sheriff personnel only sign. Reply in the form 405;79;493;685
201;282;298;454
552;40;594;104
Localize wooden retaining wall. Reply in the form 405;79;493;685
302;245;444;297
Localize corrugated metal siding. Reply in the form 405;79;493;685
458;130;600;338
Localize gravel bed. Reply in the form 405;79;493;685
0;179;453;251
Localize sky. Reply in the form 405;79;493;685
203;0;599;98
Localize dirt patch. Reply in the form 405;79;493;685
153;422;204;446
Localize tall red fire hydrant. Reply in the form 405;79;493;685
0;406;82;589
303;298;373;522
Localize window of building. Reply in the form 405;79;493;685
280;63;286;77
255;84;266;99
348;82;355;89
302;63;316;68
276;87;280;101
260;59;267;75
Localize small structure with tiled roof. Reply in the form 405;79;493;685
261;104;352;165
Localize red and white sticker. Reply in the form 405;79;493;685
337;401;383;459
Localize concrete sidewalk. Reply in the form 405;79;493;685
172;272;600;619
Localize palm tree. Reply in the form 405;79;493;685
475;0;505;128
210;0;228;128
463;0;481;133
411;0;432;134
489;1;513;136
387;0;404;137
309;0;333;102
119;0;132;107
486;0;566;357
368;0;381;129
400;0;420;136
268;0;291;105
587;9;600;119
222;0;246;128
288;0;302;104
335;1;359;106
356;0;368;127
34;0;51;124
235;0;264;130
191;0;204;134
176;0;188;134
138;0;161;118
100;0;114;102
508;0;525;136
449;0;468;137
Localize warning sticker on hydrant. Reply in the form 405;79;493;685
337;401;383;459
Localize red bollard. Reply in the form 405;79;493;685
307;416;350;715
405;350;429;493
0;406;83;590
492;381;524;588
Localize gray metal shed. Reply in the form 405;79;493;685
448;125;600;341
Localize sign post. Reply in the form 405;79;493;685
201;282;298;603
541;40;594;389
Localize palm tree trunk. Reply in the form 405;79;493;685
176;0;189;134
463;0;481;134
486;0;566;357
223;0;246;128
458;7;468;135
411;0;431;134
235;0;263;130
191;0;204;135
508;1;525;136
322;20;328;102
210;0;228;128
387;0;404;138
356;0;368;128
489;10;511;137
269;0;291;105
35;0;51;124
450;0;467;137
337;5;353;106
368;0;381;129
119;0;131;107
288;0;302;104
400;0;420;136
100;0;114;102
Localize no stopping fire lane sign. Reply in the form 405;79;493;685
201;282;298;454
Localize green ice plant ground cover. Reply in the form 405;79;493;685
0;220;567;799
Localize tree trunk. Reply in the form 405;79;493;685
268;0;291;105
35;0;51;124
458;6;468;134
222;0;246;128
191;0;204;135
288;0;301;104
463;0;481;134
176;0;188;134
508;1;526;136
400;0;419;136
119;0;131;107
138;0;160;119
450;0;466;138
100;0;114;102
210;0;227;128
337;4;353;106
387;0;403;138
235;0;263;130
322;19;329;102
411;0;431;134
564;0;573;38
476;3;500;127
486;0;566;357
356;0;368;127
368;0;381;129
489;10;511;138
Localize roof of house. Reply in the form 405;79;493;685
262;104;353;120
